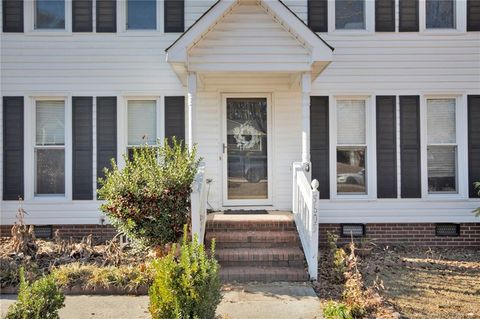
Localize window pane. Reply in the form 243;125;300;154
426;0;455;29
337;100;366;144
335;0;365;30
128;100;156;145
337;148;366;194
428;146;456;193
36;101;65;145
35;149;65;195
427;99;456;144
127;0;156;30
36;0;65;29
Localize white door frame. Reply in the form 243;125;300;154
221;93;273;207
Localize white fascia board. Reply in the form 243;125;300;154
166;0;237;63
261;0;333;62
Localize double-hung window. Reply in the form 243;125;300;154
426;0;456;29
336;100;367;195
35;100;66;196
35;0;65;29
335;0;366;30
426;98;457;193
127;100;157;158
127;0;157;30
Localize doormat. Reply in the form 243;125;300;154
224;210;269;215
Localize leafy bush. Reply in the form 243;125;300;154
148;227;222;319
323;301;353;319
474;182;480;217
5;268;65;319
98;139;201;247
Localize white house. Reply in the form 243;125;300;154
1;0;480;260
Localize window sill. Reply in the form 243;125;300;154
26;30;73;36
420;29;466;36
328;29;373;36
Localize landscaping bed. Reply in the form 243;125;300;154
316;243;480;319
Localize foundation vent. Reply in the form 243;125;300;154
435;223;460;237
34;225;53;239
341;224;365;237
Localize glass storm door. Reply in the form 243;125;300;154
223;97;271;205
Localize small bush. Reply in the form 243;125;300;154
148;227;222;319
474;182;480;217
5;268;65;319
98;139;201;247
323;301;353;319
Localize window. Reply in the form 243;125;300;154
35;100;65;195
127;0;156;30
336;100;367;194
127;100;157;158
427;98;457;193
35;0;65;29
335;0;365;30
426;0;455;29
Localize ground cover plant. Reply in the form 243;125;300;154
98;139;200;247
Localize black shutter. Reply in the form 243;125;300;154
468;95;480;198
467;0;480;31
375;0;395;32
3;97;24;200
164;96;185;145
72;97;93;200
96;97;117;192
376;96;397;198
399;0;419;32
96;0;116;32
400;96;421;198
164;0;184;32
2;0;23;32
73;0;93;32
310;96;330;199
308;0;328;32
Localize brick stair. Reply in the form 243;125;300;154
205;212;309;282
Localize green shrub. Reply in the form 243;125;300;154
148;227;222;319
5;268;65;319
323;301;353;319
474;182;480;217
98;139;201;247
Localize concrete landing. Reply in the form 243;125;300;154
0;283;321;319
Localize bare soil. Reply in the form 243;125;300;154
317;245;480;319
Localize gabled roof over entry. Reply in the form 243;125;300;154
166;0;334;82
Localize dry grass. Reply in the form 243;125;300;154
361;247;480;319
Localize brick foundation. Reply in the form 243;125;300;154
319;223;480;247
1;223;479;247
0;224;117;241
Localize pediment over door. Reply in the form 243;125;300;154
166;0;334;84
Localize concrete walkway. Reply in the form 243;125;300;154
0;283;321;319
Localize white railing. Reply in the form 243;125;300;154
191;162;208;244
292;162;320;280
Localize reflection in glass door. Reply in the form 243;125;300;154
225;98;268;201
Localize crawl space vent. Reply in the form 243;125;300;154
435;224;460;237
341;224;365;237
34;225;53;239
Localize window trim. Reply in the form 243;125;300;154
118;96;164;168
329;96;376;199
420;94;468;199
419;0;467;33
27;0;72;34
25;96;72;202
119;0;163;34
328;0;375;34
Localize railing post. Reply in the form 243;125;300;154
191;185;201;241
309;179;320;280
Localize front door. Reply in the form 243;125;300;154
222;95;272;206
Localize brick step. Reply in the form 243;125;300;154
214;247;305;268
206;220;296;232
220;266;309;282
206;231;300;249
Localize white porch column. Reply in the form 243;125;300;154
187;72;197;151
301;72;311;164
